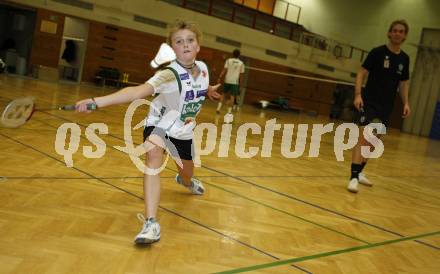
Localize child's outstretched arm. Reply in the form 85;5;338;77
76;83;154;112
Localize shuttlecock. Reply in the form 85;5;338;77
260;100;269;109
150;43;176;68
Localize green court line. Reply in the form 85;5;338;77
213;230;440;274
203;181;370;245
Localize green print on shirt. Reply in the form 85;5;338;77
180;101;204;121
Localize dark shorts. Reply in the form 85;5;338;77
353;103;390;127
223;83;240;96
143;126;194;160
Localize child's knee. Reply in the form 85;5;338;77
146;148;164;167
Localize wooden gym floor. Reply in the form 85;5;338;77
0;74;439;273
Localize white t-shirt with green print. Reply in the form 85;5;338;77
145;60;209;140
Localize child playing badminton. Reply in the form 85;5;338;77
76;19;220;244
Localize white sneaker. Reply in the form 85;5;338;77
175;175;205;195
134;214;161;244
347;178;359;193
358;173;373;186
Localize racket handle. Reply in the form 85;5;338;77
86;103;98;110
61;103;97;111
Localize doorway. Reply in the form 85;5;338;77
58;16;89;83
0;3;36;75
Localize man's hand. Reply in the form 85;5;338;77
353;94;364;111
402;103;411;118
207;83;221;100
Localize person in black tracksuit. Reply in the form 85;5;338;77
348;20;411;193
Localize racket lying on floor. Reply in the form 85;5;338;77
1;96;97;128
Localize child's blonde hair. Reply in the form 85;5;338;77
167;19;202;45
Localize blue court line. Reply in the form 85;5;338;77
39;111;440;250
0;131;311;273
37;112;369;244
200;165;440;250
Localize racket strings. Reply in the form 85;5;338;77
8;103;32;119
1;97;36;127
